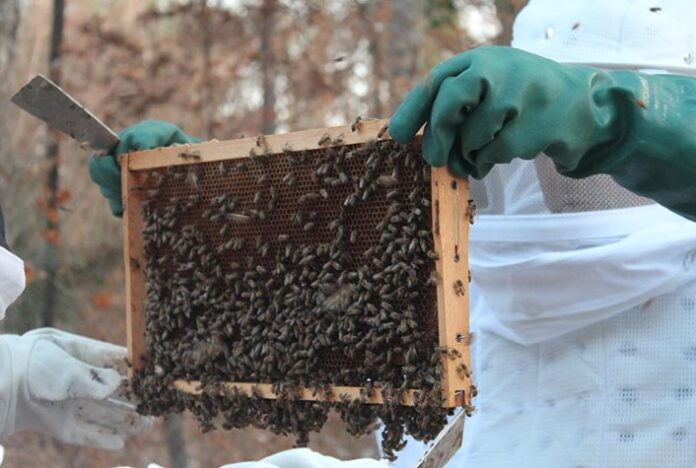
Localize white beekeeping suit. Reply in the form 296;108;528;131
385;1;696;467
0;205;151;450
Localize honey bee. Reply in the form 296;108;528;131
317;132;331;146
351;116;362;132
377;122;389;139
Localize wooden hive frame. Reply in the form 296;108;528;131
122;118;472;408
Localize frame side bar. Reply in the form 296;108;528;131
122;154;148;376
431;169;471;408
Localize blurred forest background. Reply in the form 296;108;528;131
0;0;526;466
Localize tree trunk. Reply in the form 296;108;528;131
200;0;214;139
259;0;276;134
493;0;529;45
356;0;383;117
385;0;421;112
0;0;20;168
163;415;189;468
0;0;20;81
41;0;65;327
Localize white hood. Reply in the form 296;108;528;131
512;0;696;77
0;247;25;320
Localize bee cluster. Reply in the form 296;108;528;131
130;136;461;459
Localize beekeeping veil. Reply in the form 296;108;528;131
468;0;696;345
0;202;25;320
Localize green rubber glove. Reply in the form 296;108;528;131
390;46;696;221
89;120;200;217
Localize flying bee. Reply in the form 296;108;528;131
332;133;344;145
467;199;477;224
457;331;475;346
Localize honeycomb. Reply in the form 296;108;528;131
129;136;457;458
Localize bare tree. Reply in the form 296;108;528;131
259;0;277;134
0;0;21;173
384;0;421;112
493;0;529;44
0;0;20;82
356;0;384;117
200;0;215;139
163;415;189;468
40;0;65;327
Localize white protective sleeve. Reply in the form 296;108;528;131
470;207;696;345
0;328;151;449
219;448;388;468
0;248;25;320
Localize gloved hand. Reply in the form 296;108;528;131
89;120;200;217
390;46;696;221
0;328;152;449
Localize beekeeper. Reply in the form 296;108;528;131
0;203;151;449
385;0;696;466
89;2;696;466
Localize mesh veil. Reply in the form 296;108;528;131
469;156;654;216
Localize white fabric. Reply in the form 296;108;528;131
460;283;696;467
0;328;152;450
471;212;696;345
0;247;25;320
219;448;387;468
512;0;696;77
381;1;696;465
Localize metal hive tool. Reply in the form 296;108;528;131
121;118;473;455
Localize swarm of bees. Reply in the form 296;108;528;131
130;136;465;459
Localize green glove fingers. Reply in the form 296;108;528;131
391;46;696;220
88;155;123;216
88;120;200;217
390;52;475;144
421;73;483;169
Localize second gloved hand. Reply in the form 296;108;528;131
389;46;696;221
0;328;152;449
89;120;200;217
